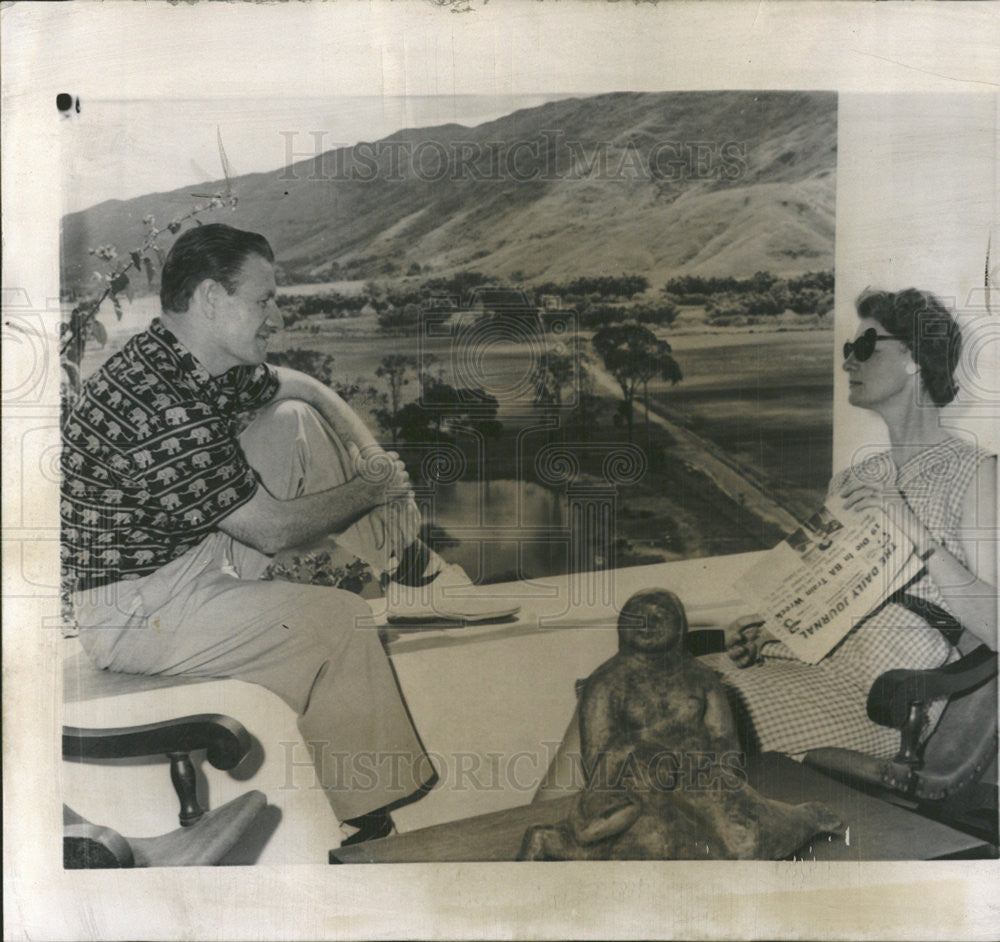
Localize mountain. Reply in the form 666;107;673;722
61;91;836;292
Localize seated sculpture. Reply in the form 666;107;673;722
519;589;843;860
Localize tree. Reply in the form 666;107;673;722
567;366;605;443
391;367;503;451
374;354;418;445
531;347;577;414
377;302;423;334
531;343;601;440
592;322;682;443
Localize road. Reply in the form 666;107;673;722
587;362;804;534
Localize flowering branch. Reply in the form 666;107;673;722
61;196;234;394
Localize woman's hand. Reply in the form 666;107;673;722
724;614;768;669
837;480;935;555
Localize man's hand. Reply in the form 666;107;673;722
346;442;421;556
346;442;414;500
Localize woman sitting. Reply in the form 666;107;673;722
537;288;996;795
715;287;995;758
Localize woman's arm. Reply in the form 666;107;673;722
924;456;996;647
840;456;997;649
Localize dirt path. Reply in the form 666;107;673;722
588;364;803;534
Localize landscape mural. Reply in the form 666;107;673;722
61;90;837;591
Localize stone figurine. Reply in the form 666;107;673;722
519;589;842;860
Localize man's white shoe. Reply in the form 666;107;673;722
378;563;521;624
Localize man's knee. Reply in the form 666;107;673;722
241;400;349;496
243;399;327;449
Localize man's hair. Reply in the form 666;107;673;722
855;287;962;405
160;223;275;314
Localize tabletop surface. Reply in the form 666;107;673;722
332;752;992;863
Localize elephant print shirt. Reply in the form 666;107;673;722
61;318;279;591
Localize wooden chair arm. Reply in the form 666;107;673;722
63;822;135;868
866;646;998;729
62;713;253;771
685;629;726;657
63;714;256;827
806;646;998;809
802;749;918;793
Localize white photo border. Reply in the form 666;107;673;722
3;2;998;940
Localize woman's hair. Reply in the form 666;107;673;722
855;287;962;405
160;223;274;314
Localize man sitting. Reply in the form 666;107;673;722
62;223;517;845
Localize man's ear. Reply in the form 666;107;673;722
193;278;225;319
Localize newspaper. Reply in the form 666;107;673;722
732;504;923;664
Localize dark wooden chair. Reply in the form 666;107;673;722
63;713;267;868
804;642;998;845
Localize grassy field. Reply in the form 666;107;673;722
644;329;833;524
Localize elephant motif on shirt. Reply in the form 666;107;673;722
102;488;125;503
191;427;213;445
183;509;205;526
134;450;154;469
188;479;208;497
160;493;182;511
165;407;189;426
218;487;239;506
133;550;156;565
161;437;182;456
155;467;179;485
192;453;212;469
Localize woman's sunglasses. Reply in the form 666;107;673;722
843;327;899;362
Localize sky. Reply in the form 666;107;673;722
61;93;574;213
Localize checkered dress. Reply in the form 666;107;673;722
708;437;992;758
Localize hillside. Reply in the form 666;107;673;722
61;91;836;292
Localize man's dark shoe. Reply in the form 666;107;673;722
340;808;394;846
